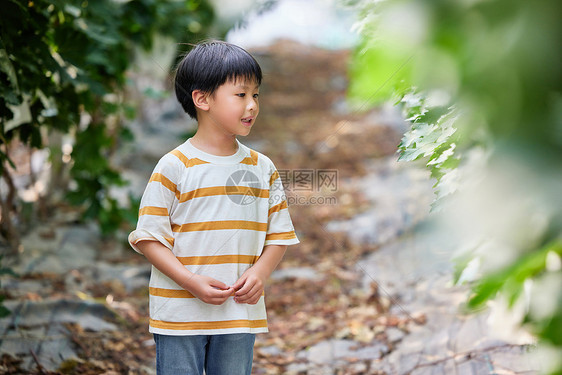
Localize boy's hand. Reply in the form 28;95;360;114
184;274;233;305
231;245;287;304
232;267;267;305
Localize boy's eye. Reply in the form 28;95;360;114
253;93;259;99
237;93;246;97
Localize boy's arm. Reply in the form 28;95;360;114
232;244;287;305
136;240;233;305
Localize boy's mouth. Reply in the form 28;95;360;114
241;117;254;125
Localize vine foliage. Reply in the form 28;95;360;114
0;0;214;243
349;0;562;372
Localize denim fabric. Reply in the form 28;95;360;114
154;333;255;375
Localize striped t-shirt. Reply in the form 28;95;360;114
128;138;299;336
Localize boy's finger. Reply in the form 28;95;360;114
231;276;246;291
236;286;262;302
218;287;234;296
234;283;252;296
246;287;261;301
234;278;253;295
208;288;233;303
246;295;260;305
210;279;230;290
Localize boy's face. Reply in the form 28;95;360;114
205;78;260;137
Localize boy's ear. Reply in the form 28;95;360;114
192;90;210;112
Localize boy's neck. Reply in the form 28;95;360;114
190;127;239;156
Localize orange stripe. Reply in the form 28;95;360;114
250;150;259;165
170;149;189;166
150;287;195;298
269;170;280;186
132;237;175;248
172;220;267;233
177;255;259;265
170;149;209;169
150;319;267;331
179;186;268;203
150;286;261;299
240;150;258;166
268;201;288;216
266;231;296;241
139;206;169;216
149;173;179;198
224;186;268;198
189;158;208;168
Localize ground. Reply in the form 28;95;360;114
0;41;538;374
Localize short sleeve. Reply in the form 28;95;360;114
128;154;179;253
265;166;299;246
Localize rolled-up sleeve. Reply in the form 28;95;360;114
265;167;299;247
128;154;179;254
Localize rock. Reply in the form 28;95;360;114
258;345;283;356
307;366;335;375
90;262;151;293
454;360;490;375
1;279;52;299
0;299;117;371
271;267;324;281
386;327;406;343
485;344;540;374
306;340;348;364
285;362;310;374
0;299;117;332
348;361;368;373
302;339;388;365
326;157;434;245
17;224;100;275
355;228;453;295
451;315;488;353
347;215;539;374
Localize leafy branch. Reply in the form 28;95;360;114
349;0;562;372
0;0;214;245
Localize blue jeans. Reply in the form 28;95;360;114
154;333;256;375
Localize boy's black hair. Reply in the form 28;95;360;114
174;40;263;119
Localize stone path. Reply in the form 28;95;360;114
0;41;541;374
0;220;154;372
284;157;540;374
357;230;538;375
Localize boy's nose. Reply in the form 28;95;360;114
247;99;258;111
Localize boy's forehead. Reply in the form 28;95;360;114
227;77;260;88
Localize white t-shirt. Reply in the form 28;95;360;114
129;138;299;335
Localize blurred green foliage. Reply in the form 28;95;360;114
0;0;214;238
349;0;561;150
349;0;562;372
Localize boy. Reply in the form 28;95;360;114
128;40;299;374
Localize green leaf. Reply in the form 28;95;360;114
453;251;476;284
0;304;10;318
348;41;412;108
0;267;18;278
468;240;562;310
